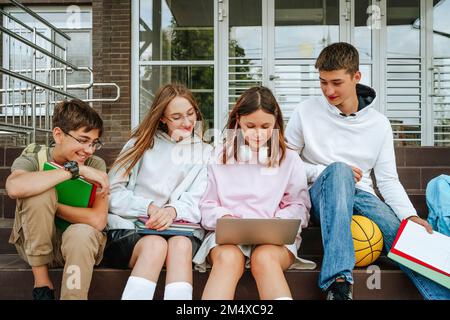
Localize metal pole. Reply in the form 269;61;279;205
31;27;36;142
0;26;78;70
63;44;67;93
11;22;16;127
9;0;71;40
0;9;66;50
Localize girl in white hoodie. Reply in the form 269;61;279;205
102;84;212;300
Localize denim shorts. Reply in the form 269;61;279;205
100;229;201;269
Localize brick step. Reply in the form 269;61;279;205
0;218;14;254
397;166;450;191
2;146;449;167
0;216;429;256
0;193;431;222
0;218;390;256
0;253;421;300
395;147;450;167
3;168;447;191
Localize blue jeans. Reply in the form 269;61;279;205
309;162;450;300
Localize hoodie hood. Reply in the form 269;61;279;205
156;129;204;145
321;83;377;121
356;84;376;111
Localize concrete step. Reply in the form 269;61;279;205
0;254;421;300
0;218;14;254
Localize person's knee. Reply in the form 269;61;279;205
326;162;353;178
62;224;102;255
168;236;192;257
19;188;57;213
136;235;168;259
212;246;245;269
250;246;277;276
318;162;355;191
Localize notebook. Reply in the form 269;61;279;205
215;218;301;245
388;219;450;289
135;216;204;239
44;161;97;231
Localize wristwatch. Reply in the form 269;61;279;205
63;160;80;180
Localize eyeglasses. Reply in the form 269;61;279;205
63;130;103;150
163;109;197;124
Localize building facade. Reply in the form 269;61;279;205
1;0;450;147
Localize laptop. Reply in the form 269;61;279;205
215;218;301;245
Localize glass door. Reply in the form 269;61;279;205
431;0;450;146
217;0;449;146
224;0;263;124
218;0;342;127
135;0;215;129
271;0;340;120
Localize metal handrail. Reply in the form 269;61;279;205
84;83;121;102
9;0;71;40
0;8;65;50
3;66;94;90
0;0;121;144
0;123;51;133
0;67;78;99
1;101;60;108
0;26;78;70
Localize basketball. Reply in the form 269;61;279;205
351;215;384;267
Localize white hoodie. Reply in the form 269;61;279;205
107;130;213;230
285;84;417;221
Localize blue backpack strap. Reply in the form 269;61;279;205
426;174;450;236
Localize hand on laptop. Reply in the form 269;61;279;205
222;214;238;219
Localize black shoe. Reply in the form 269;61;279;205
326;281;353;300
32;286;55;300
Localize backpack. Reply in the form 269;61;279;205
426;174;450;236
20;143;49;171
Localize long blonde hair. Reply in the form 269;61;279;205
113;84;204;176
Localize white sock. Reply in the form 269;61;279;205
121;276;156;300
164;282;193;300
275;296;293;300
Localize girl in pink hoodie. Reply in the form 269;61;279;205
193;86;316;300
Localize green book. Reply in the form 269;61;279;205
43;162;97;231
388;251;450;289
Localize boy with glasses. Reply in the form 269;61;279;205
6;99;109;300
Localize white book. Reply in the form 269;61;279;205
388;220;450;289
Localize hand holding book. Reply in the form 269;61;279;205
146;206;177;231
44;161;97;230
407;215;433;234
136;216;204;238
78;165;110;196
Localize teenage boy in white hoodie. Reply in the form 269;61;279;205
285;42;450;300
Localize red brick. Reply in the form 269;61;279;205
92;0;131;146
